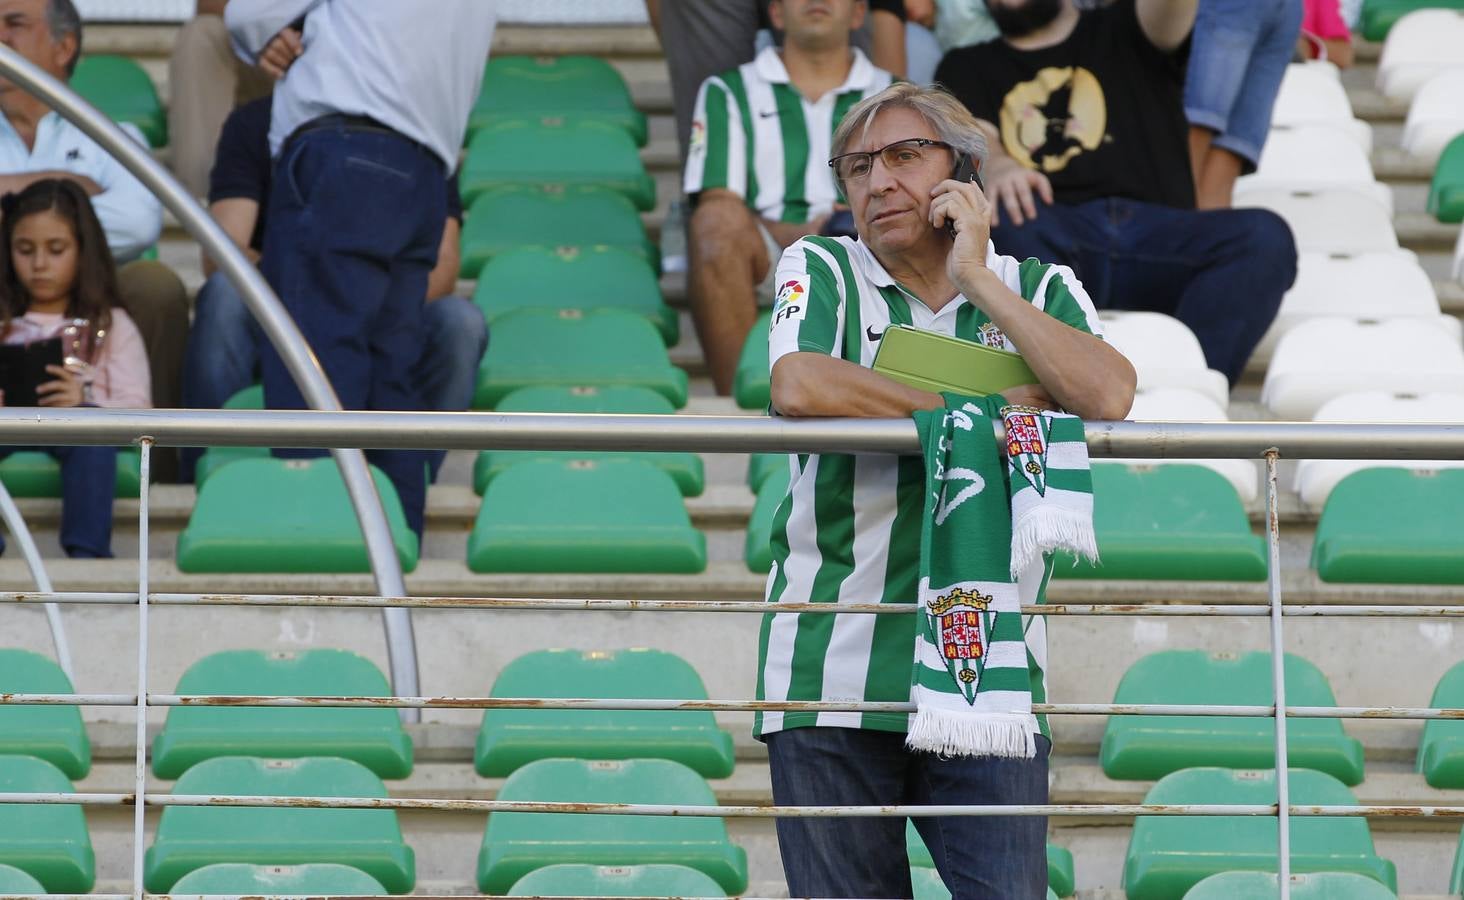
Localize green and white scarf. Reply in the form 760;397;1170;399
907;393;1097;758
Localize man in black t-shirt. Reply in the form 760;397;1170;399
935;0;1296;384
177;96;488;484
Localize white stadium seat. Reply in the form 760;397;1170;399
1376;9;1464;102
1262;318;1464;419
1099;311;1230;408
1234;125;1392;214
1271;63;1372;154
1401;71;1464;166
1295;390;1464;511
1455;226;1464;282
1251;250;1455;363
1115;388;1260;504
1235;188;1398;254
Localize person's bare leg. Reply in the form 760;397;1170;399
1187;124;1213;202
1196;146;1244;210
688;196;770;395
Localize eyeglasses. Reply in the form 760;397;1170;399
828;138;953;182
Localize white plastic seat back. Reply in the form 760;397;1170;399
1235;126;1392;214
1401;70;1464;165
1262;318;1464;419
1295;389;1464;510
1377;9;1464;101
1454;227;1464;282
1236;188;1398;254
1271;64;1372;154
1111;388;1259;504
1098;311;1230;407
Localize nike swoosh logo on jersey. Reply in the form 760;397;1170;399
866;325;885;342
758;109;780;118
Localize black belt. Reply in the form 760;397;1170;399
282;113;436;162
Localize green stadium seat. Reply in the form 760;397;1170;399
194;385;269;487
1101;650;1364;786
72;55;167;147
475;308;688;410
1054;464;1267;581
151;649;413;779
459;186;657;279
1123;767;1395;900
467;459;706;574
1185;870;1398;899
1361;0;1464;40
1454;830;1464;895
143;756;414;893
475;648;734;778
745;465;790;573
171;863;388;896
0;447;141;498
0;649;89;779
471;55;648;147
0;756;93;893
1417;661;1464;787
474;386;703;497
0;863;44;893
747;452;785;492
509;863;726;897
176;458;419;574
1312;468;1464;584
907;821;1075;896
461;119;655;210
734;311;772;410
476;758;748;895
475;246;678;344
1429;133;1464;224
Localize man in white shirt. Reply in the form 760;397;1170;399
225;0;495;539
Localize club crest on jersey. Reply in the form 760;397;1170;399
978;322;1008;349
772;278;808;326
928;587;995;704
1004;407;1050;496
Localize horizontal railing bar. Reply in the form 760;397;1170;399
4;693;1462;720
3;408;1464;459
5;792;1464;818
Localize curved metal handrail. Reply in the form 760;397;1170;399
0;479;70;679
0;44;419;712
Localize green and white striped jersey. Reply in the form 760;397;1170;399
755;235;1105;739
683;47;893;223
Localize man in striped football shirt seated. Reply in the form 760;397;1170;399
683;0;894;395
759;82;1135;899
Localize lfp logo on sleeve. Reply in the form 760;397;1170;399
772;278;808;327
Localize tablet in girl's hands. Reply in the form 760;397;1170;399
0;336;64;407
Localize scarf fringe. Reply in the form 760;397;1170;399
1010;504;1099;578
905;708;1039;759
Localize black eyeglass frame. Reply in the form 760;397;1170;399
827;137;955;182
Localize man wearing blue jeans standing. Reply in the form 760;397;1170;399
225;0;496;538
178;96;486;485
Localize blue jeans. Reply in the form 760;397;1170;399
991;198;1297;384
256;124;450;539
179;271;487;483
1185;0;1304;165
0;445;117;558
765;727;1051;899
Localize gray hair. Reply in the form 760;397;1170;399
46;0;83;77
831;82;989;176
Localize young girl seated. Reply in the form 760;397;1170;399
0;178;150;558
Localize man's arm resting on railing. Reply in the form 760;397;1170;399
771;353;942;418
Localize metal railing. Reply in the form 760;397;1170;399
3;412;1464;900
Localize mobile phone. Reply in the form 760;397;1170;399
946;153;984;237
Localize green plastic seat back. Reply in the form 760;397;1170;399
0;755;93;892
459;186;656;278
72;55;167;146
508;863;725;897
0;649;90;778
474;385;704;497
462;119;655;210
476;648;733;778
194;385;269;486
144;756;414;893
1312;468;1464;584
473;55;647;146
151;649;413;779
1102;650;1364;785
1428;133;1464;223
477;758;748;895
468;459;706;574
177;458;419;574
0;447;142;498
745;465;791;573
733;311;772;410
1361;0;1464;39
1184;870;1398;899
0;863;44;893
1418;660;1464;787
747;452;785;491
171;862;388;895
1123;767;1396;900
475;308;688;409
906;822;1074;896
1454;828;1464;895
1054;464;1267;581
474;246;677;344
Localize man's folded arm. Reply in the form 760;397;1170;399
224;0;320;62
